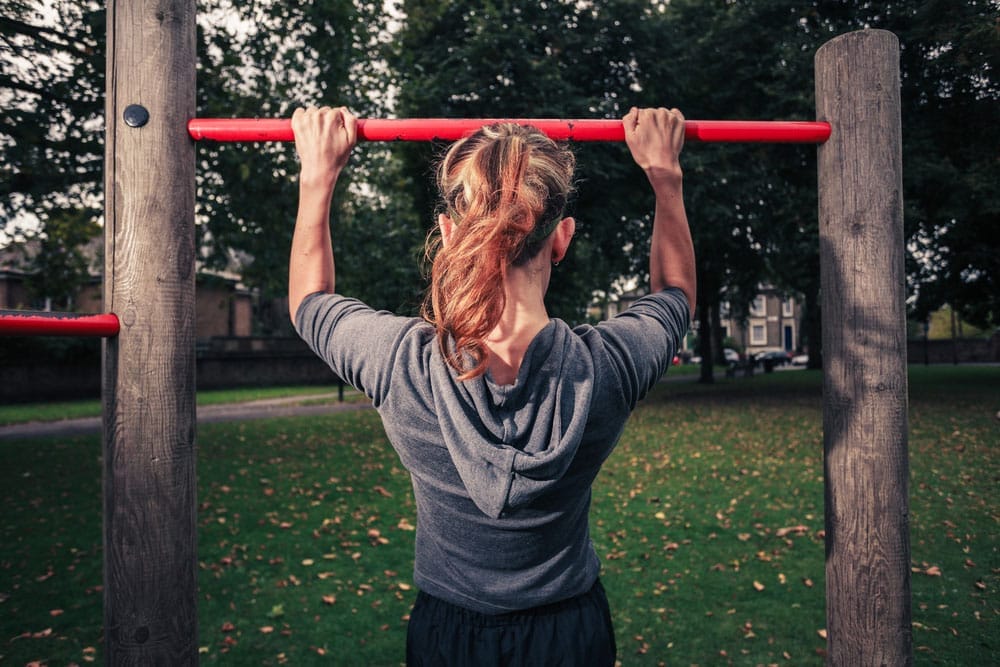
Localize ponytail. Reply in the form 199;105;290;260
421;124;575;380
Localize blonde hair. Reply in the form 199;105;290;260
422;123;576;380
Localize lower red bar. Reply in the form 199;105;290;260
0;310;120;337
188;118;831;144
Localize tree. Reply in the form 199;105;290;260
3;1;408;330
6;0;993;341
0;1;104;252
884;0;999;329
194;0;403;332
643;0;824;378
649;0;999;374
803;1;999;330
387;0;668;323
23;207;101;310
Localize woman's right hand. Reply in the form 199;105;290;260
623;107;685;187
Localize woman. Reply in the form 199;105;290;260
289;106;695;665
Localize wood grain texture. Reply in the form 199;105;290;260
816;29;912;666
103;1;198;663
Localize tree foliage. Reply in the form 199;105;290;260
387;0;667;322
0;1;104;242
1;0;996;338
23;207;101;310
194;0;406;332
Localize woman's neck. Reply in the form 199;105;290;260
484;261;551;385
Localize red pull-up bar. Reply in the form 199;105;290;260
187;118;831;144
0;310;120;337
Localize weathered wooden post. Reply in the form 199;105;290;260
815;30;911;664
103;0;198;662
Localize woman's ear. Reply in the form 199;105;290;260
551;217;576;264
438;213;455;248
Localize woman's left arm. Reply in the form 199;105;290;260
288;106;357;322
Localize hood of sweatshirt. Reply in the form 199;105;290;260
429;320;595;519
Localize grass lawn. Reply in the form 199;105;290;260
1;366;996;665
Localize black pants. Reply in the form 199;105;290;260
406;579;616;667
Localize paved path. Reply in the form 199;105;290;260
1;367;805;441
0;393;373;441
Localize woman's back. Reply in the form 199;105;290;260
295;287;689;613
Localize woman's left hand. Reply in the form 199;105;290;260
291;106;358;188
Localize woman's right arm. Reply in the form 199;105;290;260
622;107;697;318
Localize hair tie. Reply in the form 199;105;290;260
527;213;563;242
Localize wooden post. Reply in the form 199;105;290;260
103;0;198;662
815;30;911;665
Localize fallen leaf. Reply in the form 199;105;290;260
817;628;827;639
368;528;390;545
753;580;765;591
322;594;336;605
260;626;274;634
221;622;235;633
776;525;809;538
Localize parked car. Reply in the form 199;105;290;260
688;349;740;365
754;350;792;366
791;354;809;366
754;350;792;372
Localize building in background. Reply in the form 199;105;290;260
719;286;802;357
0;240;253;340
593;284;803;359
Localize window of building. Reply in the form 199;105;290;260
751;321;767;345
782;297;794;317
750;296;766;317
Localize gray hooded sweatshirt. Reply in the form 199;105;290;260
295;287;689;614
